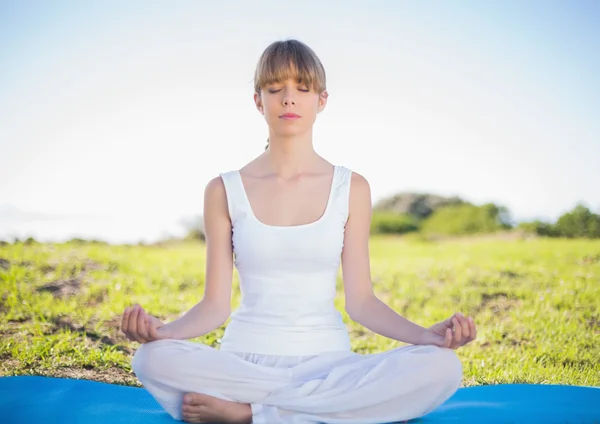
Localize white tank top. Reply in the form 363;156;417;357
218;165;353;356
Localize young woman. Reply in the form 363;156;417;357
121;39;477;424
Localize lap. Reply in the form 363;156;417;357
133;339;457;375
133;339;291;378
132;340;461;412
132;340;460;394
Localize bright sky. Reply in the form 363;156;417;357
1;0;599;242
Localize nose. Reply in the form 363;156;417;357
282;92;295;106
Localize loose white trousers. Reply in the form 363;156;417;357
132;340;462;424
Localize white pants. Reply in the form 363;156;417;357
132;340;462;423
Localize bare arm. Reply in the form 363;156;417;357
341;172;428;345
161;176;234;340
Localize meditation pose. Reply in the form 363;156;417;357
120;39;477;423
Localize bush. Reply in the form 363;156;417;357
373;193;466;221
420;203;512;236
554;204;600;238
371;211;419;235
517;220;558;237
179;215;205;242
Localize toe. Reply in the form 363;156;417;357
182;412;203;423
183;393;193;405
181;403;205;423
183;393;204;406
182;402;202;414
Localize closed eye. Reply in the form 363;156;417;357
268;88;310;93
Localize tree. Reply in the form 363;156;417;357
554;204;600;238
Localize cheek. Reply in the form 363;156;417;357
261;98;278;115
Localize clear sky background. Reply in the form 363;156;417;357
1;0;598;243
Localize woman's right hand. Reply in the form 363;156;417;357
120;304;170;343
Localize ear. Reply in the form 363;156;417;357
254;92;264;115
317;90;329;113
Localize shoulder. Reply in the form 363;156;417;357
342;170;372;229
347;170;371;203
205;175;226;195
349;170;370;190
338;167;371;219
204;174;232;206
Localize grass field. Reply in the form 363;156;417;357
1;235;599;388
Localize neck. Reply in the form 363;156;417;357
264;130;321;176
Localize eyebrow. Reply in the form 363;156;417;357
268;79;308;85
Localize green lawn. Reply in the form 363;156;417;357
1;235;599;388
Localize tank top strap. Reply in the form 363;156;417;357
219;170;249;225
328;165;353;225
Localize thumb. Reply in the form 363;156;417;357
147;316;161;341
444;328;453;348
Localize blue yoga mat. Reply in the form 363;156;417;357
1;376;599;423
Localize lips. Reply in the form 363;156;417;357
280;113;300;118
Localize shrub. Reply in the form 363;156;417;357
554;204;600;238
420;203;512;236
517;220;557;237
179;215;205;242
371;211;419;235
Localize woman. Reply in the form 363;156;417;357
121;39;477;424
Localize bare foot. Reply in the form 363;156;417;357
181;392;252;423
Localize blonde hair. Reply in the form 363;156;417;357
253;39;327;150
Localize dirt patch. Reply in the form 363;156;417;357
50;315;132;354
38;258;107;275
348;328;371;341
39;264;56;274
480;332;534;348
38;278;82;298
83;259;105;271
0;357;21;376
498;270;521;279
36;259;116;301
0;293;7;315
103;315;123;330
474;292;521;315
0;321;32;338
1;350;139;387
0;258;10;270
88;289;108;306
587;317;600;332
580;254;600;265
4;365;141;387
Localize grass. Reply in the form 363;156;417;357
1;234;599;388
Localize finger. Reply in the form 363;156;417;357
123;307;137;341
128;305;141;342
147;316;161;341
457;313;470;339
452;317;462;342
441;313;457;332
446;328;453;348
137;308;149;341
146;316;155;341
121;307;131;336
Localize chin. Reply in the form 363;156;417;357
275;129;309;138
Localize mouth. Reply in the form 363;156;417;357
280;113;301;119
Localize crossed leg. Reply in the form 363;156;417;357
132;340;462;423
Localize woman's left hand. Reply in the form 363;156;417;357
421;312;477;349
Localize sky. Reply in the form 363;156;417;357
1;0;599;243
